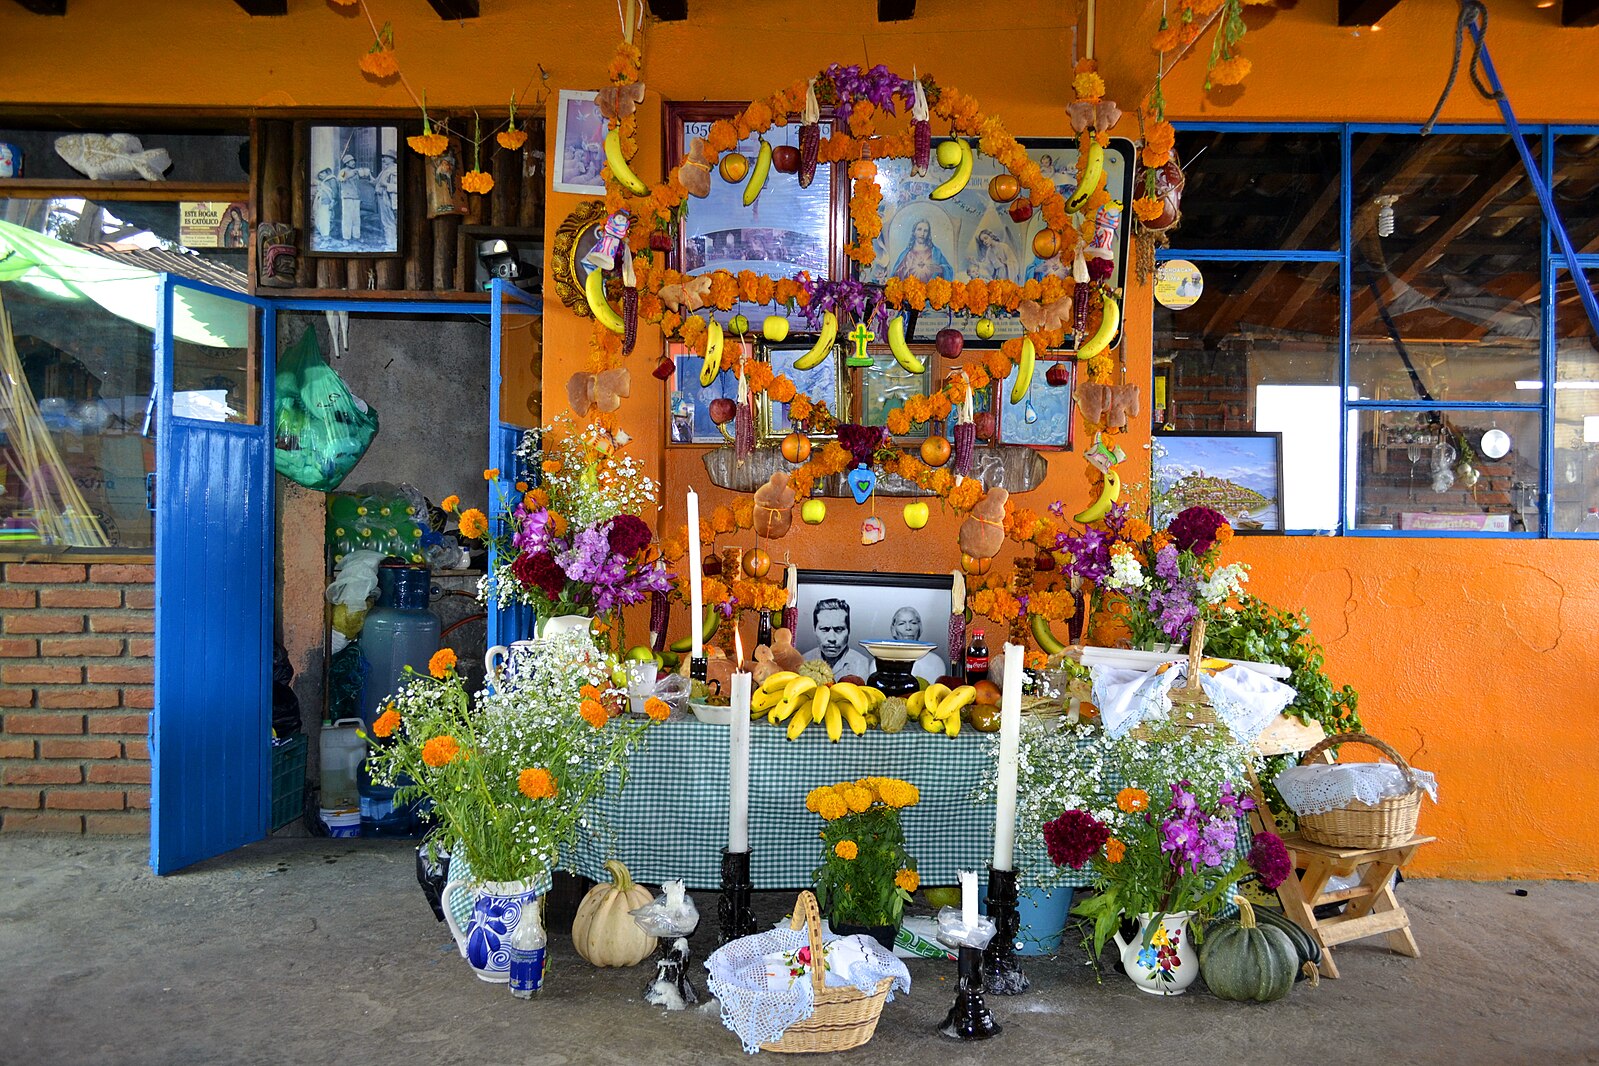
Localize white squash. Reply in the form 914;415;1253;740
571;859;657;967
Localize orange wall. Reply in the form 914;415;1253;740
3;0;1596;878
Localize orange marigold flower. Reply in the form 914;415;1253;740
461;170;494;195
1124;518;1153;543
372;706;401;738
457;508;488;540
1106;837;1127;864
580;699;608;729
833;839;859;861
895;869;921;893
1132;196;1166;222
1117;787;1150;813
421;735;461;767
1025;650;1048;670
518;767;557;800
484;468;500;480
645;697;670;722
359;48;400;79
497;128;528;151
1072;72;1107;101
428;648;458;679
1209;55;1253;87
1215;524;1235;545
440;494;460;513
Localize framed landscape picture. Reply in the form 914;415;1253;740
1151;431;1284;533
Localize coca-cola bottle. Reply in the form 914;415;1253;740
964;629;991;685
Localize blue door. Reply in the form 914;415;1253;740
151;278;275;874
487;280;542;648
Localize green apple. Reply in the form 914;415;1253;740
903;501;930;529
728;313;750;334
763;314;790;342
625;644;656;662
975;317;996;340
801;498;827;525
937;140;963;168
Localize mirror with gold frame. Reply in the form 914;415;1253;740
757;340;846;441
550;199;608;317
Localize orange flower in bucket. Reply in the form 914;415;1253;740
421;735;461;767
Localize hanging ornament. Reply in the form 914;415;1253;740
847;464;877;504
860;515;886;545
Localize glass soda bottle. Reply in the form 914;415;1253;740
964;628;991;685
508;904;546;999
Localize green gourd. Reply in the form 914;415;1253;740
1250;902;1322;982
1199;896;1299;1002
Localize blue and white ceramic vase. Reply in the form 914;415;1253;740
442;875;540;982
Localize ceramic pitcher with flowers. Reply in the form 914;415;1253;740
442;876;540;982
1113;911;1199;996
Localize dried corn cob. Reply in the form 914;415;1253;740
650;590;669;653
952;422;976;477
622;286;638;354
1073;283;1093;344
798;79;821;189
911;79;931;176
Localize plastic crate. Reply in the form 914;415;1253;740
270;734;308;831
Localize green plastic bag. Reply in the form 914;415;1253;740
273;328;379;491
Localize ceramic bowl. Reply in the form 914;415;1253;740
689;700;734;725
858;640;936;664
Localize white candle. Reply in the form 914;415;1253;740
960;869;979;932
992;642;1024;871
687;489;703;659
729;640;751;854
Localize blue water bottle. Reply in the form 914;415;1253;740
508;905;547;998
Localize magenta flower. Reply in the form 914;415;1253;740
1166;506;1228;555
1247;832;1293;890
1043;809;1111;869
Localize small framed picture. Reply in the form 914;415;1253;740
998;358;1075;449
667;339;751;444
758;339;845;440
859;346;934;440
1152;431;1285;533
306;125;401;256
553;90;609;195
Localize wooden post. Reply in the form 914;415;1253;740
491;145;518;228
433;217;459;290
404;151;431;290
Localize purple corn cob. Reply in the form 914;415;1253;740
622;286;638;355
782;605;798;634
1073;283;1093;343
949;612;966;676
912;119;930;176
650;590;669;653
798;121;820;189
734;399;754;459
952;422;977;476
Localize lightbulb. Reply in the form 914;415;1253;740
1375;195;1398;238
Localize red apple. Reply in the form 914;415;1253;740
708;397;737;424
973;411;997;441
649;231;673;253
936;674;964;690
838;674;866;687
1046;363;1072;387
773;145;800;173
652;355;675;381
936;328;965;359
1008;197;1034;223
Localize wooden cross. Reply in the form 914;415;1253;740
846;322;875;367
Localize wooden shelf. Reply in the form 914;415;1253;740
0;178;250;201
258;287;496;303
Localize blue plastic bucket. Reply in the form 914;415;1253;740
321;808;361;837
980;882;1077;956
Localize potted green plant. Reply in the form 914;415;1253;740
806;777;922;953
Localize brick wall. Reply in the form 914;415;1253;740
0;562;154;835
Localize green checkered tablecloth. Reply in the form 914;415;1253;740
564;720;1076;891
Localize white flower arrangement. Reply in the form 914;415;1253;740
1198;561;1250;606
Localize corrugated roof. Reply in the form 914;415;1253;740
81;243;249;294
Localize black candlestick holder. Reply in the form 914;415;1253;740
982;866;1030;995
690;655;708;683
939;945;1001;1040
718;848;755;945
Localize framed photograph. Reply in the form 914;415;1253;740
859;345;933;440
758;339;845;440
998;358;1075;449
1151;431;1284;533
863;137;1136;346
306;125;401;256
795;570;955;684
553;90;609;195
666;103;845;326
666;339;751;444
425;138;466;219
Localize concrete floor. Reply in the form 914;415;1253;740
1;836;1593;1066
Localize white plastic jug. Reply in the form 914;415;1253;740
319;718;366;810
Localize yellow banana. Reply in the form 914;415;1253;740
886;316;925;374
1075;291;1120;362
787;702;814;740
862;686;886;708
907;691;925;719
699;319;725;386
752;688;786;713
944;712;961;737
1073;468;1122;525
792;311;837;371
1010;337;1036;404
931;139;973;201
830;682;870;718
784;675;818;701
759;671;799;694
924;683;951;720
922;710;944;733
771;676;818;722
1066;139;1104;212
843;703;868;736
824;702;843;743
940;686;976;720
603;128;649;196
812;686;835;741
1030;612;1066;656
585;268;625;334
743;139;772;207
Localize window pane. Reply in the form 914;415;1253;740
1553;269;1599;533
0;197;248;271
1554;133;1599;256
0;281;154;550
1350;408;1542;533
1350;133;1542;402
171;295;254;425
1167;130;1340;251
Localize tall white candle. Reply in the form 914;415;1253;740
992;642;1024;871
729;633;751;853
687;489;703;658
960;869;979;931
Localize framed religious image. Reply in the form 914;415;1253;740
757;339;845;440
998;358;1075;449
794;570;955;685
306;124;401;256
858;345;934;440
553;90;609;195
666;103;845;326
862;136;1136;346
425;138;467;219
1151;431;1284;533
666;338;753;444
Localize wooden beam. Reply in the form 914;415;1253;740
878;0;915;21
1338;0;1400;26
647;0;687;20
425;0;479;17
11;0;65;13
232;0;287;14
1562;0;1599;27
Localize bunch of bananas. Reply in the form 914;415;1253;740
751;672;887;742
906;683;977;737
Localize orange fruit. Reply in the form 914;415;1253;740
969;703;1001;733
920;434;951;467
1032;229;1060;259
973;679;1001;706
780;432;812;463
742;548;772;579
961;553;993;575
719;153;750;183
988;174;1020;203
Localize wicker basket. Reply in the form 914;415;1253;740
1294;733;1423;850
1129;617;1220;739
760;891;896;1054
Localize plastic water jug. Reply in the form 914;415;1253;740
360;561;441;730
319;717;365;811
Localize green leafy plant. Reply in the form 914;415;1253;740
806;778;921;928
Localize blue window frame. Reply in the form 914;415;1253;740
1156;122;1599;539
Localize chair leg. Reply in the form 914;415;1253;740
1279;854;1340;979
1370;879;1420;958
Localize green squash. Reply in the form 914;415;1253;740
1200;896;1299;1002
1251;903;1322;982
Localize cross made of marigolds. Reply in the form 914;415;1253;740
847;322;875;367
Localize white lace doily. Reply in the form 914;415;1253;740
1275;761;1438;816
1091;660;1296;743
705;928;910;1054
